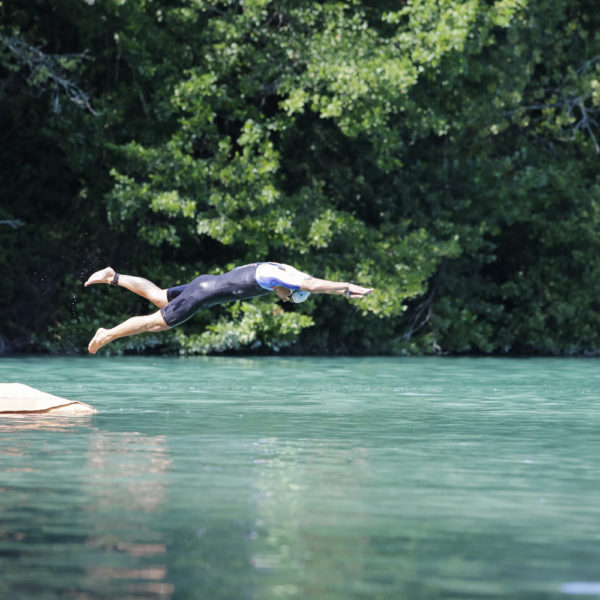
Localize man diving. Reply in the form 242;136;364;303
85;262;374;354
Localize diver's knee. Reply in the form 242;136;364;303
154;290;169;308
145;310;170;332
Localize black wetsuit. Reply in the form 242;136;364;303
160;263;269;327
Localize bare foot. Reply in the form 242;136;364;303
85;267;116;287
88;328;110;354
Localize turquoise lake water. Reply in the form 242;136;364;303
1;356;599;599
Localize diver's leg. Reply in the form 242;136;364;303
85;267;169;308
88;310;169;354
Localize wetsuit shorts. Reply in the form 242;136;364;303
160;262;311;328
161;263;268;327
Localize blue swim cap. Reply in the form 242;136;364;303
290;290;310;303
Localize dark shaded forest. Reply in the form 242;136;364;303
2;0;600;356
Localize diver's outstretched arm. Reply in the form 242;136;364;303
301;278;373;298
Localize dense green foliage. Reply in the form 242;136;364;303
1;0;600;355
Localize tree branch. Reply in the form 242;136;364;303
0;219;25;229
504;55;600;154
403;277;439;340
0;34;96;115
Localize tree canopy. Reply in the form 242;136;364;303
1;0;600;356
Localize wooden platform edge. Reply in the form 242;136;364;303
0;383;97;415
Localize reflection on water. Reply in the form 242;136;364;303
0;414;95;433
80;432;172;599
0;356;599;599
84;432;170;512
0;417;173;599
